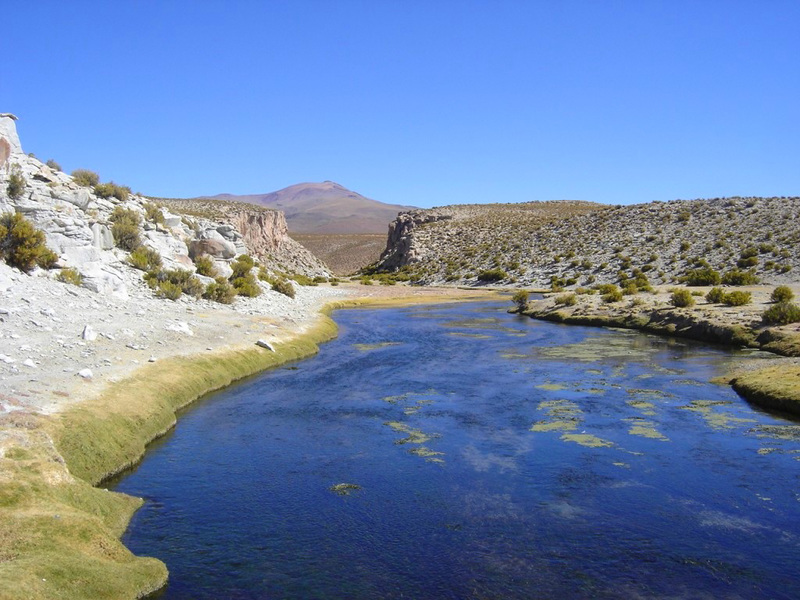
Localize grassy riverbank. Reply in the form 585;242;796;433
0;286;501;600
515;286;800;416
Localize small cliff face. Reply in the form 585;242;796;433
379;210;453;270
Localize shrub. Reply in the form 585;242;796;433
684;267;721;286
145;268;204;298
57;267;82;286
144;203;165;224
128;246;162;271
762;302;800;325
670;288;695;307
6;164;26;199
477;268;507;282
737;256;758;268
94;181;130;202
203;277;236;304
622;282;638;295
230;254;255;279
721;269;759;286
232;273;261;297
110;207;141;251
596;283;618;295
602;288;623;303
771;286;794;303
291;273;318;286
45;159;62;171
705;287;725;303
0;212;58;272
722;291;751;306
555;293;577;306
272;278;295;298
156;280;182;300
194;254;217;277
71;169;100;187
511;290;529;310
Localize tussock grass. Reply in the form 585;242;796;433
732;365;800;415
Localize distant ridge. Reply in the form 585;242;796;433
199;181;417;234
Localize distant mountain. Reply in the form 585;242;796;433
204;181;417;234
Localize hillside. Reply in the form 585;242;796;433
290;233;387;276
373;197;800;287
203;181;417;234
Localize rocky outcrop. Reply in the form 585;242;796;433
0;115;331;297
378;210;453;269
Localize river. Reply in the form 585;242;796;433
113;301;800;599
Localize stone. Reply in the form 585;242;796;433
188;239;237;260
165;321;193;336
77;368;93;379
91;223;114;250
82;325;98;341
23;359;36;368
256;339;275;351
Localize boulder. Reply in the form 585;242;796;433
91;223;115;250
188;239;236;260
79;262;127;297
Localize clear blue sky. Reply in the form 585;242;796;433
3;1;798;208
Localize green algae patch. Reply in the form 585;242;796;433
329;483;362;496
537;335;659;364
626;419;670;441
757;448;778;455
749;425;800;441
354;342;401;351
560;433;614;448
447;332;491;339
679;400;756;430
385;421;437;445
536;383;567;391
613;462;630;469
409;447;445;463
531;419;579;432
626;400;657;416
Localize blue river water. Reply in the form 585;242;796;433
113;301;800;599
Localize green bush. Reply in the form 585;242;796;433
602;288;623;303
0;212;57;272
230;254;255;279
511;290;529;310
771;286;794;303
721;269;759;286
670;288;695;307
272;278;295;298
291;273;318;286
762;302;800;325
705;287;725;303
94;182;130;202
145;268;204;299
6;164;26;199
155;280;182;300
57;267;83;286
144;203;165;224
622;282;638;295
232;273;261;297
722;291;751;306
477;268;507;282
203;277;236;304
71;169;100;187
555;293;577;306
596;283;619;295
45;159;62;171
110;207;141;251
737;256;758;268
128;246;162;271
684;267;721;286
194;254;217;277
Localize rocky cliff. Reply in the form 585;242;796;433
374;198;800;287
0;114;329;298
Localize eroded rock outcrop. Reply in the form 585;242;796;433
379;210;453;269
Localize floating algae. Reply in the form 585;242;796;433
538;335;660;363
531;419;579;432
447;332;492;339
329;483;362;496
757;448;778;455
680;400;756;430
536;383;567;391
560;433;614;448
626;400;657;416
626;418;670;441
354;342;401;351
613;462;630;469
409;447;445;463
385;421;437;445
749;425;800;441
537;399;583;418
500;352;529;359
